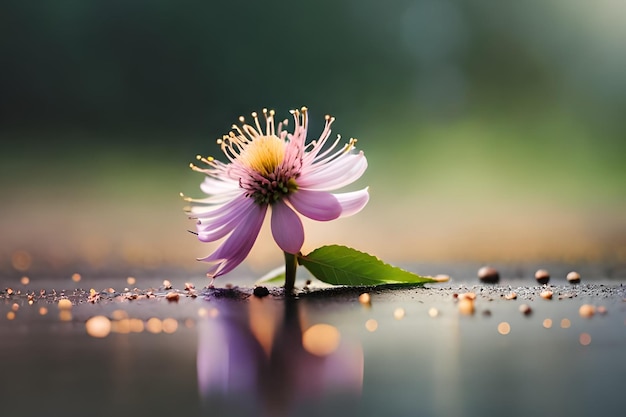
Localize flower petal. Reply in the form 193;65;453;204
287;189;341;221
190;193;247;218
298;152;367;191
197;198;258;242
334;188;370;217
200;176;240;196
270;200;304;254
197;204;267;278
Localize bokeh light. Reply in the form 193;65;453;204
302;324;341;357
86;316;112;338
497;322;511;335
579;333;592;346
365;319;378;332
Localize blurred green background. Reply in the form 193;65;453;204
1;0;625;279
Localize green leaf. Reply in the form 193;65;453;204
297;245;437;286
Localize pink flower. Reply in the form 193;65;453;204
184;107;369;279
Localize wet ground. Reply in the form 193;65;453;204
1;265;625;417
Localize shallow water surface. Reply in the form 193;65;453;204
1;273;625;417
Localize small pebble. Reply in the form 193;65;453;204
428;307;439;318
393;308;406;320
478;266;499;284
579;304;595;318
566;271;581;284
165;292;179;302
253;286;270;298
358;293;371;305
519;304;532;315
58;299;72;310
535;269;550;285
504;292;517;300
458;292;476;301
540;290;553;300
162;280;172;290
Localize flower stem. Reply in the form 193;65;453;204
283;251;298;296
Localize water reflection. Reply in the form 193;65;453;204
197;297;363;417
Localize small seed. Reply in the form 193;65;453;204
540;290;553;300
504;292;517;300
566;271;581;284
478;266;499;284
579;304;595;318
519;304;532;315
535;269;550;285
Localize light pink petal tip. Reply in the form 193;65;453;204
334;188;370;217
197;204;267;278
288;189;341;221
270;201;304;254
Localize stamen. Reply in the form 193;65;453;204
252;111;263;134
242;124;259;140
301;106;308;129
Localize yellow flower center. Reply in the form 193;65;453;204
239;135;285;177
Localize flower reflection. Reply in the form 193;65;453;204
197;298;363;416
